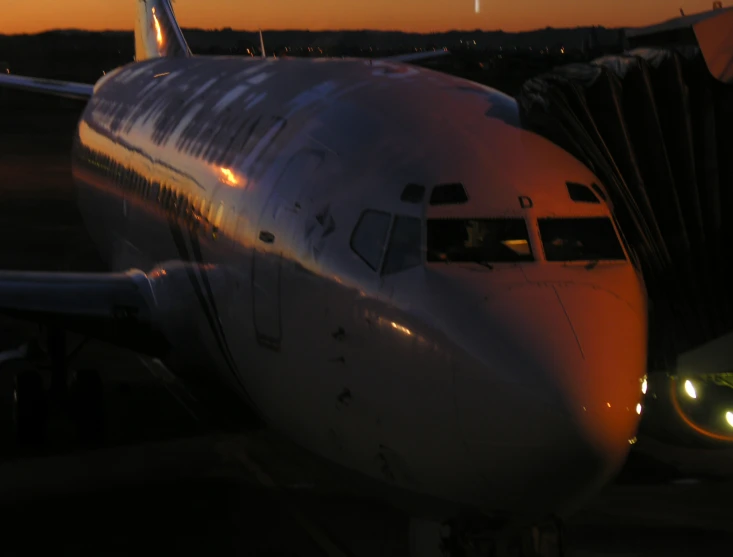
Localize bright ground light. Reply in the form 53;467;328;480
684;379;697;399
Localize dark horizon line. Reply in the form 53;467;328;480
0;24;624;38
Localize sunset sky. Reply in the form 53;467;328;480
1;0;729;35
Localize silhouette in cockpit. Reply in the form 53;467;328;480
429;220;468;261
548;236;585;260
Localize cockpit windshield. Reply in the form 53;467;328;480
427;218;533;263
538;217;626;262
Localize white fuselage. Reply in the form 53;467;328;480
71;55;648;522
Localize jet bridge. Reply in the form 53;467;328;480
517;8;733;373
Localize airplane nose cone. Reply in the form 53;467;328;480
552;284;647;457
454;282;647;513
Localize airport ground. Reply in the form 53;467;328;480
0;93;732;556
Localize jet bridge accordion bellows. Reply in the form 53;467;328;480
518;46;733;371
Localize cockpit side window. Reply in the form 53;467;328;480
566;182;600;204
538;217;626;262
350;210;392;271
382;216;422;275
591;182;608;202
427;218;533;263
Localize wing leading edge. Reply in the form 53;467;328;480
0;269;167;356
0;48;449;102
0;73;93;101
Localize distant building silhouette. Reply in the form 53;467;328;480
0;62;8;101
581;25;625;57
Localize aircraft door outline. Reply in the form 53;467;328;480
252;149;325;351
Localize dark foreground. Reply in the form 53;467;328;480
0;93;731;556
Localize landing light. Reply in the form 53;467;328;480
684;380;697;399
726;412;733;428
641;377;647;395
636;403;642;415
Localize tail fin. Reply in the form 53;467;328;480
693;7;733;84
259;29;267;59
134;0;191;61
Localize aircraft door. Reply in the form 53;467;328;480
253;203;282;350
113;151;143;270
252;149;325;350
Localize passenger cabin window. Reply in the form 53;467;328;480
382;216;422;275
427;218;533;263
350;210;391;271
195;198;207;229
566;182;600;204
429;183;468;205
209;202;219;228
213;203;225;237
538;217;626;262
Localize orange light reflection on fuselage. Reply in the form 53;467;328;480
391;322;413;336
151;7;163;47
218;167;244;187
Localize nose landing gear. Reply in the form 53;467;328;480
409;518;453;557
4;328;105;449
494;519;564;557
409;517;565;557
68;368;106;446
13;367;49;446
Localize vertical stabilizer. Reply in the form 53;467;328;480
694;8;733;84
135;0;192;61
259;29;267;59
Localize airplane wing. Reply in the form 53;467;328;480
0;269;167;356
0;73;93;101
380;49;451;64
0;55;449;102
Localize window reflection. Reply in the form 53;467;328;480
383;216;422;275
538;217;626;262
82;143;232;240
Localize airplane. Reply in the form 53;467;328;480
0;1;648;555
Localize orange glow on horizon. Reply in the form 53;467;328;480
0;0;730;36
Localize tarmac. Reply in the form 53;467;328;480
0;91;731;556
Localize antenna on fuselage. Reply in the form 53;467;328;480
259;28;266;59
